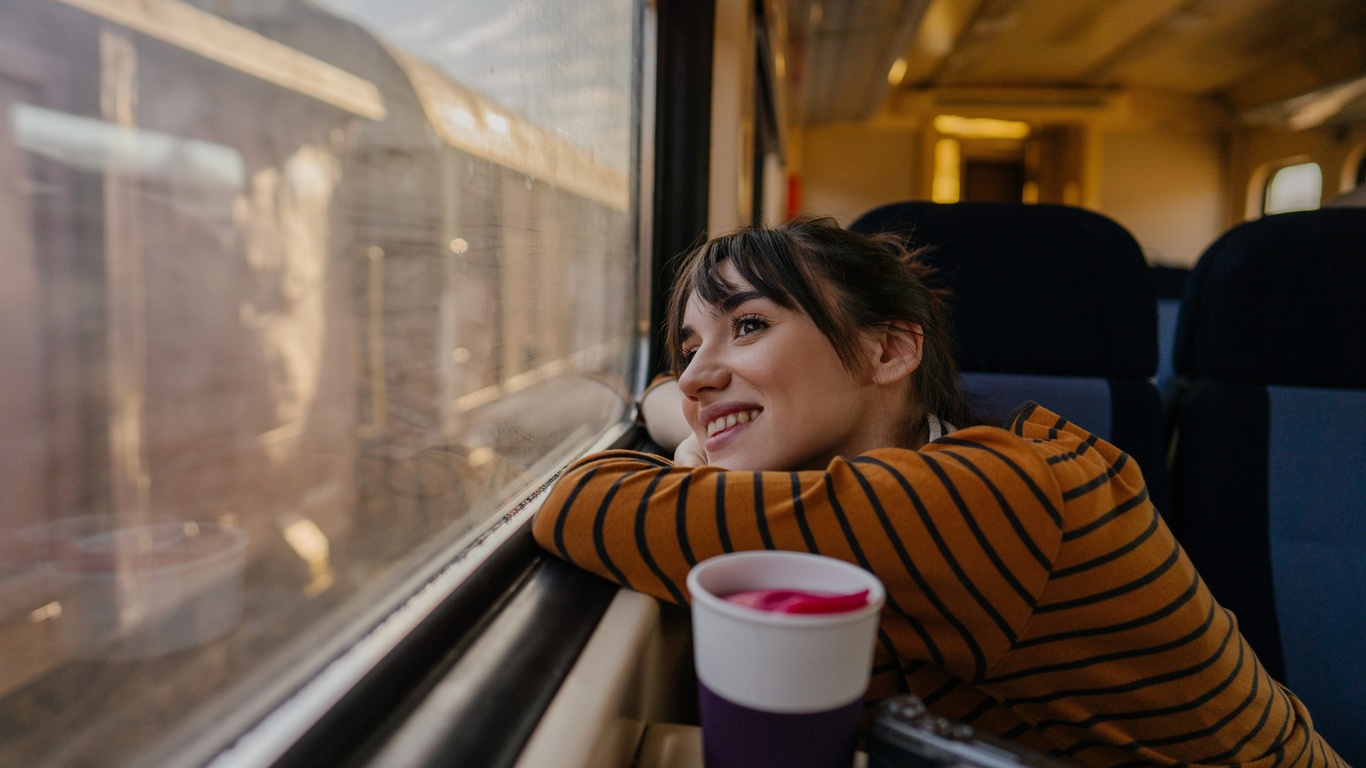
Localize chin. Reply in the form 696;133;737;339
710;453;764;471
713;453;796;472
710;456;748;471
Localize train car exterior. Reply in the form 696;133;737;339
0;0;645;764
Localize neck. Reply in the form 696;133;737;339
892;393;928;450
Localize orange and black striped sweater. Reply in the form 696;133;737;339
532;403;1345;768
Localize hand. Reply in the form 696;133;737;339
639;377;691;451
673;433;708;467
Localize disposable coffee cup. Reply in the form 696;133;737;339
687;551;886;768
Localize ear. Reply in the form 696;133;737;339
869;321;923;386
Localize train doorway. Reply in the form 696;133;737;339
962;158;1026;202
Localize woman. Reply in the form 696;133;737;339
532;217;1343;767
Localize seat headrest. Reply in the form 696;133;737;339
852;201;1156;377
1150;265;1191;300
1173;209;1366;388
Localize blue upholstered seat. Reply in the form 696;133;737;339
1149;265;1190;403
850;201;1167;512
1169;208;1366;762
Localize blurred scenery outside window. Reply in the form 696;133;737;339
1264;161;1322;214
0;0;641;764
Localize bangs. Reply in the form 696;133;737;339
687;232;804;313
666;226;856;374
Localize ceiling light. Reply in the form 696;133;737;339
888;58;908;86
933;114;1030;139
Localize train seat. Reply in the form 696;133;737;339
850;201;1168;513
1169;208;1366;762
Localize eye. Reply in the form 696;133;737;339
732;313;768;337
677;346;698;369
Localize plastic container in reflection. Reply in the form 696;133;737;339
0;515;148;621
0;514;148;566
56;522;249;659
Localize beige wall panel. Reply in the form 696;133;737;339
1099;132;1225;267
799;125;918;226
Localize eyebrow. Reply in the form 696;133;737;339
677;290;772;347
717;290;767;313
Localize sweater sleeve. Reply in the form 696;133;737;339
531;425;1067;683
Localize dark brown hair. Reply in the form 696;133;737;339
664;216;980;436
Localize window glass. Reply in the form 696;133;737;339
1264;161;1322;214
0;0;640;764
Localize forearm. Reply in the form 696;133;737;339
531;429;1063;681
532;449;698;604
531;449;848;605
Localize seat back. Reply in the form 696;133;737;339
1170;208;1366;762
851;201;1166;510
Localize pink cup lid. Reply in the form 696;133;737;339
721;588;871;615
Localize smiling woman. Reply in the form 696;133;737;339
531;218;1347;768
667;217;980;471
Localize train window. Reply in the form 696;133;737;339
1264;161;1323;214
0;0;643;765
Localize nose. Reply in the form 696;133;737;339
677;342;729;400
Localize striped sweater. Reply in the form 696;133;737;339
533;403;1345;768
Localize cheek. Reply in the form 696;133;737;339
740;346;790;387
781;363;845;403
682;401;703;431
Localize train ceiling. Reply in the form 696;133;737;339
790;0;1366;130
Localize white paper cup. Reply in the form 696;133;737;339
687;551;885;768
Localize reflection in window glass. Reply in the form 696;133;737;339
0;0;640;765
1264;161;1322;214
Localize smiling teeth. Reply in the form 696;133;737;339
706;410;761;437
